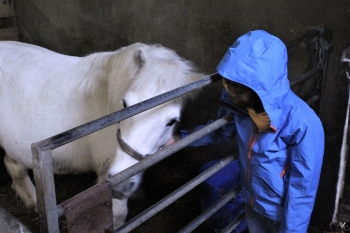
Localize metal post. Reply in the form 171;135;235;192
332;49;350;223
32;141;59;233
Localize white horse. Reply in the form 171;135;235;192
0;41;205;228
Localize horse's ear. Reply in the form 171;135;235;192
135;48;146;70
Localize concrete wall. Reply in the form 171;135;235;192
12;0;350;230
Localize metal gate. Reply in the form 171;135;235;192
31;27;331;233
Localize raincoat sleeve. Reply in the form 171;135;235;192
180;89;237;147
280;118;325;233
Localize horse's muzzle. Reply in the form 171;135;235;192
110;173;142;200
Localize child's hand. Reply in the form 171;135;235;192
164;134;182;147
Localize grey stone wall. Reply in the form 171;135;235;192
12;0;350;230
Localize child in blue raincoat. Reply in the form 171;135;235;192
178;30;325;233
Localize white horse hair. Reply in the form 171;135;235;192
0;41;205;228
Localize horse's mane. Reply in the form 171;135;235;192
80;43;204;106
127;44;204;103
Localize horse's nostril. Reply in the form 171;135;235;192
128;182;135;191
112;180;138;199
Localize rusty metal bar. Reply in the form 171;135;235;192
178;185;242;233
32;141;59;233
285;28;321;49
115;154;238;233
290;66;323;87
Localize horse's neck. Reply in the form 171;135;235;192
81;51;131;113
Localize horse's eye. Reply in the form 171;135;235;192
122;99;127;108
166;119;178;127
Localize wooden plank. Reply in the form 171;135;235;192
60;181;114;233
0;1;15;18
0;27;18;40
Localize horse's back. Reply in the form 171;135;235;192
0;41;64;65
0;41;81;94
0;41;97;168
0;40;50;51
0;41;82;111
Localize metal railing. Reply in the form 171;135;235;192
31;73;223;233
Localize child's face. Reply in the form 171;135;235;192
223;78;262;109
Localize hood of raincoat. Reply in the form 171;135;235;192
217;30;289;129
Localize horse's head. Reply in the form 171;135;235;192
107;43;205;199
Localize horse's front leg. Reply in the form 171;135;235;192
96;174;129;229
112;198;128;229
96;172;129;229
97;171;142;229
4;154;37;211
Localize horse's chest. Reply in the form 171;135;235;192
51;130;116;174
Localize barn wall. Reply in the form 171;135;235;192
12;0;350;230
0;1;19;40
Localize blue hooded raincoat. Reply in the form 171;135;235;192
183;30;325;232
